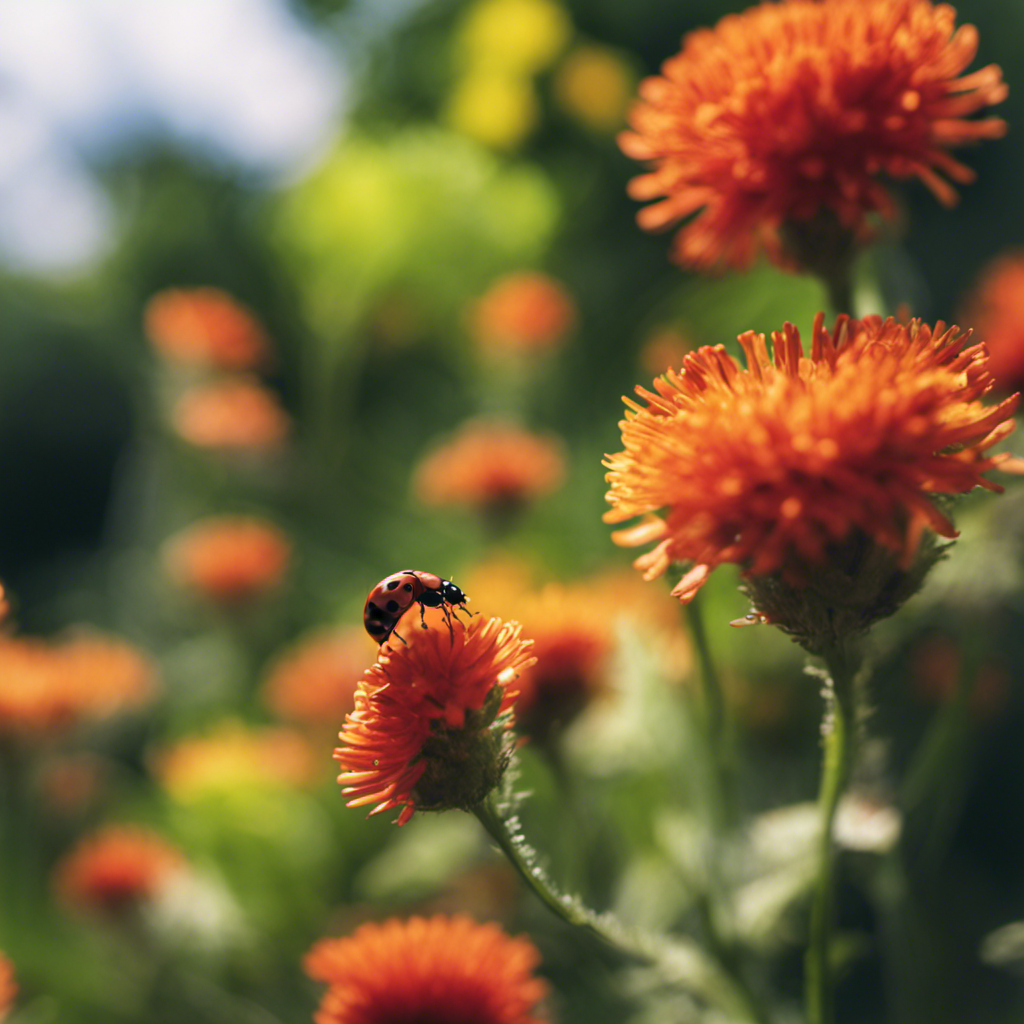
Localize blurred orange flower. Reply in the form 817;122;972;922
54;825;185;916
0;633;157;735
414;420;566;511
0;952;15;1021
605;314;1019;602
263;627;377;727
909;633;1008;719
961;251;1024;392
144;288;271;370
172;378;290;451
469;271;576;354
509;583;613;740
619;0;1007;270
335;614;534;825
305;915;548;1024
164;517;291;603
155;720;316;799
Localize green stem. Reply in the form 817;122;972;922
684;595;736;825
805;643;858;1024
473;792;771;1024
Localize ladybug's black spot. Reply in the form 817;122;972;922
386;600;400;613
402;583;413;591
386;580;400;590
367;622;386;635
366;604;385;620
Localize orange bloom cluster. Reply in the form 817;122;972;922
962;251;1024;392
164;516;291;603
305;915;549;1024
0;953;14;1022
0;633;157;735
619;0;1008;270
144;288;270;369
262;627;376;727
605;314;1019;601
54;825;185;915
155;720;316;799
172;378;290;451
414;420;566;511
335;615;534;825
470;271;577;354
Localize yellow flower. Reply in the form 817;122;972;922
446;72;538;150
553;44;635;133
457;0;570;75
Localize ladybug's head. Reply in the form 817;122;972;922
440;580;466;606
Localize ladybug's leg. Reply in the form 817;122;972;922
440;603;455;642
419;603;428;630
391;629;408;646
452;603;474;622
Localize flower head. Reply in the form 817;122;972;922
305;914;548;1024
414;420;566;514
54;825;185;916
172;378;290;451
619;0;1008;270
554;44;636;134
962;251;1024;392
0;952;15;1022
262;628;376;728
335;614;534;825
469;272;577;354
0;633;156;735
605;314;1019;641
144;288;271;369
164;516;291;603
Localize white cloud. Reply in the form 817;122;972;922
0;0;346;272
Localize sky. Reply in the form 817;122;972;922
0;0;346;273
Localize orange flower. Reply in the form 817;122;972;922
619;0;1007;270
961;251;1024;392
0;633;156;735
144;288;270;369
305;915;548;1024
155;720;316;798
509;584;613;741
470;272;576;353
0;953;15;1022
164;517;291;603
414;420;566;511
262;628;377;727
335;614;534;825
605;314;1019;604
54;825;185;915
172;378;290;450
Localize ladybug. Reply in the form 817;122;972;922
363;570;470;645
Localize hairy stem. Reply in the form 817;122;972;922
805;642;858;1024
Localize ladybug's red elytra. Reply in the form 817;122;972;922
363;570;470;645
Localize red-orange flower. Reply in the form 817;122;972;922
605;314;1019;605
164;517;291;603
469;271;577;353
619;0;1008;270
961;251;1024;392
172;378;290;450
0;633;157;735
0;953;15;1022
54;825;185;915
414;420;566;511
305;915;548;1024
144;288;271;369
262;628;376;727
335;614;534;825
